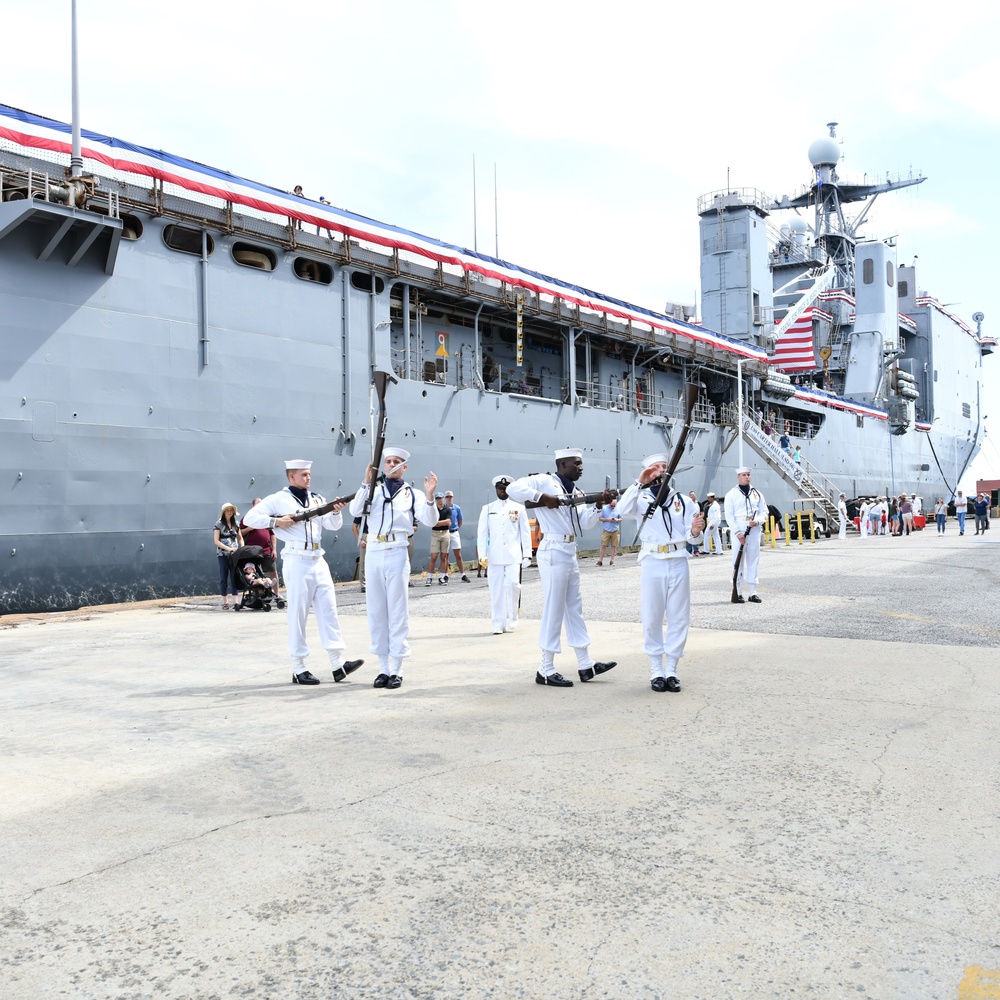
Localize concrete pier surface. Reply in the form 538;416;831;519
3;528;999;999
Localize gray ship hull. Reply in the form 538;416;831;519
0;105;986;613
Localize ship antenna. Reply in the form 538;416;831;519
70;0;83;178
472;153;478;253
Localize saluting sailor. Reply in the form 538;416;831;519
243;460;363;686
349;447;439;690
724;466;767;603
477;474;532;635
617;454;705;692
506;449;617;688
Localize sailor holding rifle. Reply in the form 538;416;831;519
477;474;532;635
724;466;767;604
506;449;617;688
617;453;705;692
243;460;363;686
349;447;440;690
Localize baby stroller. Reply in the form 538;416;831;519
229;544;285;611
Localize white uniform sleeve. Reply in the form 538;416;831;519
348;485;369;518
518;503;532;560
616;481;643;519
477;504;490;561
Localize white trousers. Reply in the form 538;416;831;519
731;530;761;597
488;561;520;631
706;525;723;554
536;546;591;664
363;545;411;671
838;518;847;539
641;557;691;677
283;554;345;661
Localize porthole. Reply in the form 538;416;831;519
232;242;276;271
350;272;385;294
163;224;213;256
120;213;143;240
88;205;143;240
293;257;333;284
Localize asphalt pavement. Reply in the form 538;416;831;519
2;526;998;998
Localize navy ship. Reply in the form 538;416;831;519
0;105;989;613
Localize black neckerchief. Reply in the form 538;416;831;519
384;476;404;498
289;485;309;506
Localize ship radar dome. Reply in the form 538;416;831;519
789;216;808;234
808;136;840;168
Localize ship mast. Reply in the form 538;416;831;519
771;122;926;291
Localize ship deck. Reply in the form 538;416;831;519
3;529;998;997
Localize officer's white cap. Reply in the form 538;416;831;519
492;474;513;486
554;448;582;460
736;466;752;475
383;447;410;462
642;453;668;467
285;459;312;470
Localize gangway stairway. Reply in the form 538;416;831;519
737;417;849;533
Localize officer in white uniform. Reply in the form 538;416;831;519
724;466;767;603
243;459;363;685
704;491;723;555
349;447;439;690
838;493;848;539
477;474;532;635
506;448;616;688
617;453;705;692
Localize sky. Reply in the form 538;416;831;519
5;0;1000;488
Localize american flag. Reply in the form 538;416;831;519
771;309;816;371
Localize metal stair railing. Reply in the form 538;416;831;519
772;265;837;340
738;419;848;529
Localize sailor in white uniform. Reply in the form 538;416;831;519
724;466;767;603
348;447;439;689
243;459;363;685
477;474;532;634
617;453;705;692
838;493;848;539
506;448;617;687
704;491;723;555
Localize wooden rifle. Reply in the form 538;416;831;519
731;524;754;603
524;488;619;510
361;369;397;521
289;493;357;523
631;382;699;545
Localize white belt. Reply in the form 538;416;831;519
557;534;575;543
368;532;408;544
650;542;684;553
284;541;322;552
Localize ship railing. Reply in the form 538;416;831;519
0;166;120;218
723;406;821;444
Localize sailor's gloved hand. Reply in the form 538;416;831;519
521;557;532;568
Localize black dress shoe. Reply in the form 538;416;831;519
332;658;365;682
732;594;745;604
386;675;403;690
373;673;390;688
579;660;617;682
747;594;762;604
535;671;573;687
292;670;320;685
665;676;681;692
650;677;668;692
